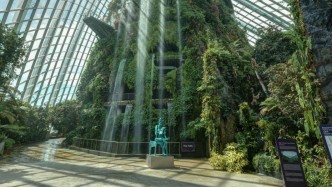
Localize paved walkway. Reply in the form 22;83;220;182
0;139;283;187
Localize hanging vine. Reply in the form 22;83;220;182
198;41;222;153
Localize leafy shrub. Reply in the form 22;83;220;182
0;133;6;142
4;138;15;149
209;143;248;173
209;151;227;170
252;153;280;178
303;160;332;187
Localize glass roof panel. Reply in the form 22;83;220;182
1;0;112;107
231;0;293;45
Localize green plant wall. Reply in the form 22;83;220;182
74;0;256;151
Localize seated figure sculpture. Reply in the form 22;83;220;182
149;118;169;156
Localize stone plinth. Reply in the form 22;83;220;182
146;155;174;169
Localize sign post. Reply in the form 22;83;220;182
181;142;195;153
319;124;332;165
276;139;307;187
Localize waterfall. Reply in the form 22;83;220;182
133;0;152;153
101;59;126;152
167;102;173;141
158;0;166;115
176;0;186;132
119;104;133;154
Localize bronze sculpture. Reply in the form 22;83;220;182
149;118;169;155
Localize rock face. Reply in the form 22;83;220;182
301;0;332;122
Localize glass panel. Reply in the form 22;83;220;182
32;39;41;50
6;11;19;24
40;18;49;29
34;9;44;19
25;31;35;41
31;19;40;30
44;9;53;19
36;29;45;39
48;0;57;9
28;50;37;61
18;21;28;33
18;83;25;92
0;0;9;11
23;9;33;20
38;0;47;8
29;0;37;8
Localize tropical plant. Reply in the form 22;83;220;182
209;143;248;173
252;153;281;178
48;100;81;135
198;41;222;153
0;25;25;85
289;0;324;138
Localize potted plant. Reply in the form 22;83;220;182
0;133;6;155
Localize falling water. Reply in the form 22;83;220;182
120;0;135;57
107;0;134;104
148;54;155;140
119;104;133;154
102;59;126;152
107;0;127;94
176;0;186;132
167;102;173;140
158;0;166;116
102;0;135;152
133;0;151;153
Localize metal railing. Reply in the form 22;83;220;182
72;137;181;156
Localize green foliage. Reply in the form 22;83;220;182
294;132;332;187
0;25;27;148
0;133;7;142
164;69;177;95
49;100;81;135
254;26;296;68
73;1;254;158
3;138;15;149
198;41;222;153
0;25;25;85
209;143;248;173
76;34;115;107
236;102;262;164
288;1;324;137
0;99;50;149
256;119;280;154
303;161;332;187
209;151;227;170
20;106;49;142
252;153;280;178
263;62;303;121
180;118;205;140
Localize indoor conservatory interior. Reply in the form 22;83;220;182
0;0;331;186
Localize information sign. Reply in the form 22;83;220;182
276;139;307;187
181;142;195;152
319;124;332;165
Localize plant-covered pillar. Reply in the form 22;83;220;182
297;0;332;123
198;42;222;154
288;0;325;137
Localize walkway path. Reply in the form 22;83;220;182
0;139;283;187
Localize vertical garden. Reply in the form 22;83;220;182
0;0;331;186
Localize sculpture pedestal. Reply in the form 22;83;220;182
146;155;174;169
